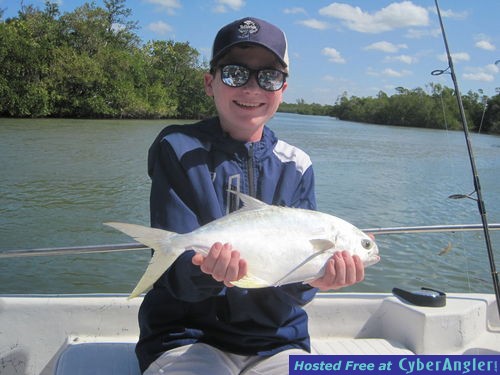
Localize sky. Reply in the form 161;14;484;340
2;0;499;105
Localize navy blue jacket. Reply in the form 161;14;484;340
135;117;318;372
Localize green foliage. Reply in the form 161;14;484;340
280;99;333;116
280;85;500;134
0;0;213;119
0;3;61;116
483;94;500;133
0;0;497;132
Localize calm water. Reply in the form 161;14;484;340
1;113;499;295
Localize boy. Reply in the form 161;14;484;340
138;17;365;374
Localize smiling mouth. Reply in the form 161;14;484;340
234;101;264;109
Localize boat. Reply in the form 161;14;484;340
2;2;499;374
1;291;499;374
1;223;499;375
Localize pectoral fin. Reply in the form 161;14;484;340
233;240;335;289
310;239;335;251
273;240;335;287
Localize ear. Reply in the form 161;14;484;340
279;82;288;103
281;81;288;94
204;73;215;97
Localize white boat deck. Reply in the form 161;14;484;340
1;293;499;374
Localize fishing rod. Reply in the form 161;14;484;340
432;0;500;316
1;223;499;258
365;223;500;235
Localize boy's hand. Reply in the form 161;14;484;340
307;251;365;291
192;242;247;287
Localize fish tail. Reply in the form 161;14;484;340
104;222;179;299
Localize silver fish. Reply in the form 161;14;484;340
105;192;380;298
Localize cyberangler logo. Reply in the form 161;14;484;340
238;20;259;38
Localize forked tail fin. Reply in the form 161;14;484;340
104;222;180;299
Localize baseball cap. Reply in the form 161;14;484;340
211;17;289;69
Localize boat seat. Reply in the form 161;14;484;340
55;342;141;375
54;338;412;374
312;338;414;355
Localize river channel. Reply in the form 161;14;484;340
0;113;499;294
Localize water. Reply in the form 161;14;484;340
1;114;499;295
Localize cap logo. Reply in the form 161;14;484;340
238;20;259;38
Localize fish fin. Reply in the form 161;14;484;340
227;190;268;211
190;245;211;256
104;222;176;250
104;222;179;299
231;273;271;288
310;239;335;251
274;241;334;287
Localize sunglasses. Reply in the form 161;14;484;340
218;64;287;92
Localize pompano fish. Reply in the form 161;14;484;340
105;192;380;299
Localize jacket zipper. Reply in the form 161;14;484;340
247;143;255;197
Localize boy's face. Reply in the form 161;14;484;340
204;45;287;142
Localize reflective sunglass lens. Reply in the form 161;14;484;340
258;70;285;91
221;65;249;87
220;65;286;91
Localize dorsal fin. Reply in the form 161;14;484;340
227;190;268;211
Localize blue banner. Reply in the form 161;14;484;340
289;355;499;375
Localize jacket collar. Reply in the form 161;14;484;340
205;117;278;160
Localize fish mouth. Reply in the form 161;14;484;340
365;255;381;267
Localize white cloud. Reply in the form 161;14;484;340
486;63;500;74
322;47;346;63
148;21;173;35
385;54;417;64
463;64;499;82
463;72;494;82
367;67;411;77
429;7;468;20
382;68;411;77
284;7;307;15
405;27;441;39
319;1;429;33
475;40;496;51
364;41;408;53
298;19;330;30
438;52;470;62
213;0;245;13
145;0;181;15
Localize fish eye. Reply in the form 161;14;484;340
361;239;374;250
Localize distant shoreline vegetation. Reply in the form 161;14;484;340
280;87;500;134
1;1;499;134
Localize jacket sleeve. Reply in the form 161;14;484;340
291;164;317;211
148;136;225;301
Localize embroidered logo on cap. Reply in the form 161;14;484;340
238;20;259;38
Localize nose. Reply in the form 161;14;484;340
242;73;261;91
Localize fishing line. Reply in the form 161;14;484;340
478;94;488;134
437;89;449;131
434;61;469;292
433;0;500;316
436;85;464;200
